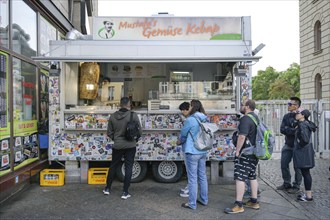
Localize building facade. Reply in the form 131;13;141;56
299;0;330;102
0;0;96;202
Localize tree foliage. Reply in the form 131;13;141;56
252;63;300;100
252;66;279;100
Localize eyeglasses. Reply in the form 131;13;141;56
287;102;297;106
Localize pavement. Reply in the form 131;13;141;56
0;158;329;220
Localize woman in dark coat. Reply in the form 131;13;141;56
293;109;317;202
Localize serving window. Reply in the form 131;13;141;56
65;62;235;110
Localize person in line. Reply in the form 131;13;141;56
177;102;191;198
293;109;317;202
277;97;302;194
177;99;208;210
244;108;262;199
103;97;142;199
224;99;260;214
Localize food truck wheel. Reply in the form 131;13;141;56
152;161;183;183
116;161;148;183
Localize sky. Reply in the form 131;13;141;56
98;0;300;76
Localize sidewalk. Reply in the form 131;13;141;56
0;158;328;219
259;157;330;220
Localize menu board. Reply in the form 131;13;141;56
0;52;8;130
39;69;49;120
107;63;166;78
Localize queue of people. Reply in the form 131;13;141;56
103;96;317;213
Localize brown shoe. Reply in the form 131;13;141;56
245;201;260;210
224;204;244;214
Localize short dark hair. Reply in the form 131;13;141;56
290;97;301;107
245;99;256;111
190;99;206;115
120;97;130;107
103;20;113;25
179;102;190;111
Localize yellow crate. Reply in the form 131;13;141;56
40;169;65;186
88;168;109;185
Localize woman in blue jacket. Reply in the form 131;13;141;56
178;100;208;209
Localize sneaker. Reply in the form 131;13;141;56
121;192;131;200
287;187;300;194
180;191;189;198
244;200;260;210
224;204;244;214
180;186;189;194
297;193;304;199
180;186;189;197
276;184;291;190
103;187;110;195
297;194;313;202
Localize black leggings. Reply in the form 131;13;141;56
301;168;312;191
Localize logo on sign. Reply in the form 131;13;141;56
98;20;115;39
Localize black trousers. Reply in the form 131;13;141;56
301;168;312;191
106;147;136;193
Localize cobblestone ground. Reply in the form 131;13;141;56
259;158;330;220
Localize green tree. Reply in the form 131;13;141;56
278;63;300;96
252;66;279;100
268;79;294;99
252;63;300;100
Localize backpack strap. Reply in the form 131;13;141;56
244;114;258;149
246;114;259;126
129;111;133;122
188;116;200;142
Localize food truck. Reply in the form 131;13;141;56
33;16;261;183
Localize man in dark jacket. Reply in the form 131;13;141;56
103;97;142;199
276;97;302;194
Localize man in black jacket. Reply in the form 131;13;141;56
103;97;142;199
276;97;302;194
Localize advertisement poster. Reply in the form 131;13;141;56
0;51;9;139
39;69;49;121
93;17;242;41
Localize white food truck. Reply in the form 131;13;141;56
33;16;261;183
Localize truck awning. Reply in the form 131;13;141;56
32;40;262;63
32;56;261;63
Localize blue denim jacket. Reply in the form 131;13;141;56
179;112;208;155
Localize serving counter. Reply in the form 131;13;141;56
53;108;238;162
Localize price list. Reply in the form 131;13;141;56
0;53;8;128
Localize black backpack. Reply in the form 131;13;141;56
125;112;141;141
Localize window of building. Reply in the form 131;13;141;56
40;16;57;56
12;0;37;57
315;74;322;100
0;0;9;48
13;57;37;129
314;21;321;52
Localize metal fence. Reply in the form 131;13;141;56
255;99;330;153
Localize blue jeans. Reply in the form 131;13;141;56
185;153;208;209
281;144;302;189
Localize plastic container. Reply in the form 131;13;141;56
40;169;65;186
88;168;109;185
38;134;49;149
